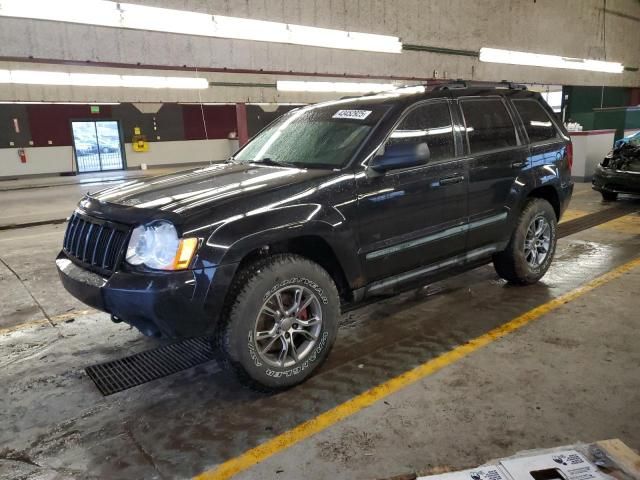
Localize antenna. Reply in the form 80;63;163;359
194;67;211;164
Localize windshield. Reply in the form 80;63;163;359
234;103;389;169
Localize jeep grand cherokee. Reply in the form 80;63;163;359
57;81;573;389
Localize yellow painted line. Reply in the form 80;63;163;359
560;208;590;223
597;212;640;235
195;256;640;480
0;308;96;336
570;188;595;197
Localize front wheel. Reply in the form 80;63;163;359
215;254;339;390
601;191;618;201
493;198;557;285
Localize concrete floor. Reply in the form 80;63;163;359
0;166;201;229
0;183;638;480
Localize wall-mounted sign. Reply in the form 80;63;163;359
90;105;100;114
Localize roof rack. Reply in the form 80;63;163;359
431;80;527;91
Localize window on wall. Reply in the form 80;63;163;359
460;98;518;153
387;100;454;162
513;99;559;143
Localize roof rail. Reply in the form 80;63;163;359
431;80;527;91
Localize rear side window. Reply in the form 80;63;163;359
513;99;559;143
460;98;517;153
388;100;454;162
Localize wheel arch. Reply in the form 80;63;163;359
234;235;354;302
526;185;561;220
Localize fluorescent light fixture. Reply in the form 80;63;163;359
0;101;121;104
0;0;402;54
11;70;71;85
0;69;208;89
479;47;624;74
277;80;395;93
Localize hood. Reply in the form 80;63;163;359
89;162;333;215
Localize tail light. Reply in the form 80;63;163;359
566;142;573;172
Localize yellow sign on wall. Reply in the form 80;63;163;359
132;137;149;152
132;126;148;152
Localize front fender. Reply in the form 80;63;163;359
192;203;364;289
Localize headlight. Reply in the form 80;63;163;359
125;221;198;270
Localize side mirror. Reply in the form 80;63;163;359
368;142;430;173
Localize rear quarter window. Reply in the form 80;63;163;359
513;99;559;143
460;98;518;153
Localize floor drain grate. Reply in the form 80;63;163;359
558;206;635;238
85;337;215;396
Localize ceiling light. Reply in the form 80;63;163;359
277;81;396;93
0;70;208;89
0;0;402;54
479;47;624;74
11;70;70;85
0;101;121;104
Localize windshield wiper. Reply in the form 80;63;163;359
251;157;295;167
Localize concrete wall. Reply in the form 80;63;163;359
0;139;236;178
123;139;237;168
0;0;638;103
0;146;72;177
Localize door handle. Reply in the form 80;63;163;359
511;161;526;168
438;175;464;186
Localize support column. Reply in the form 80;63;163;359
235;102;249;147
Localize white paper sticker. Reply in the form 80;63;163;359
501;451;607;480
417;465;509;480
332;109;372;120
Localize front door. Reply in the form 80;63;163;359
356;99;468;283
72;120;125;173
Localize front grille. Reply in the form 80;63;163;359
63;213;129;274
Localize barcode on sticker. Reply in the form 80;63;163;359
333;110;372;120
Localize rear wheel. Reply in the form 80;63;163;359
601;191;618;201
215;254;339;390
493;198;557;285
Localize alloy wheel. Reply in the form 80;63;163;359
523;215;551;268
253;285;323;368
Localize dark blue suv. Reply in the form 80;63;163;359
57;81;573;389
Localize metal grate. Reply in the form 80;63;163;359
558;206;633;238
85;337;216;396
63;213;129;275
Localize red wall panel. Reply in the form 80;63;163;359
26;105;112;147
182;105;236;140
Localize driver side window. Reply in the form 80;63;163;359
388;101;455;162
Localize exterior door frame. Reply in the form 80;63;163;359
70;118;127;173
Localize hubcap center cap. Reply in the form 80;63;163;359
279;317;295;332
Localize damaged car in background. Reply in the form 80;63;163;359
593;140;640;201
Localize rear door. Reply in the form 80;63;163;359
458;97;528;253
511;98;565;175
356;99;468;283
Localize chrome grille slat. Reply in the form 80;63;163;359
102;229;116;269
81;223;94;262
91;225;105;265
62;214;129;275
72;219;87;257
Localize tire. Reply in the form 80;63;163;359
601;191;618;201
493;198;557;285
215;254;340;390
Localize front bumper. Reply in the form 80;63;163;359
56;252;237;338
592;166;640;195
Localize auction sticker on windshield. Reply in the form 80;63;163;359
333;110;372;120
